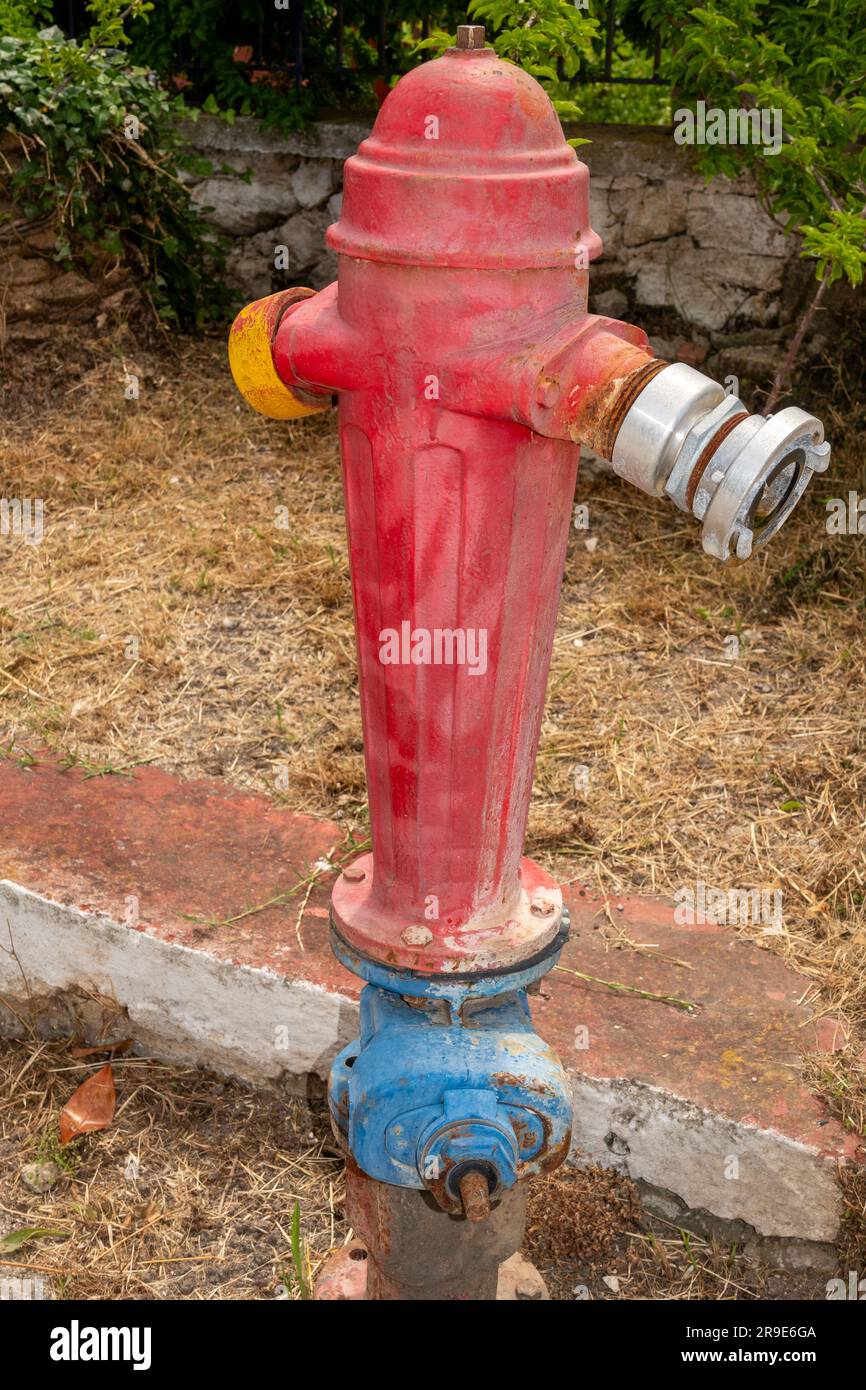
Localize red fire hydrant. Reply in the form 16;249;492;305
229;25;829;1300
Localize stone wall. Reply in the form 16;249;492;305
183;116;367;298
578;125;804;333
0;112;829;368
0;131;134;348
184;114;821;377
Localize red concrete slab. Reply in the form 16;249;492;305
0;751;354;998
539;888;860;1163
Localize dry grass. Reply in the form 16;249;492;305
0;321;864;1297
0;1038;344;1300
524;1165;781;1302
0;332;359;809
0;1037;832;1302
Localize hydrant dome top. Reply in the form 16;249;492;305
327;46;601;270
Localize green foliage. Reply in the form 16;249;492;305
0;1;229;327
289;1199;310;1299
128;0;668;133
575;37;669;125
123;0;670;132
129;0;317;131
0;0;49;38
801;209;866;288
128;0;469;131
640;0;866;290
418;1;673;128
419;0;598;130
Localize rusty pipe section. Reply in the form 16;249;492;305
346;1159;525;1301
526;339;831;563
446;318;831;564
441;313;653;440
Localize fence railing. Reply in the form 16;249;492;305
54;0;667;93
577;0;665;85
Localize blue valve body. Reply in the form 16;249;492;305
329;983;572;1208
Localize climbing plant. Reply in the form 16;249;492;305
0;0;229;327
640;0;866;403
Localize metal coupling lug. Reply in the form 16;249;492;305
610;363;831;562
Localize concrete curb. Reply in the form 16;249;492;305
0;755;860;1259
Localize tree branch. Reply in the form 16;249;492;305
763;268;831;414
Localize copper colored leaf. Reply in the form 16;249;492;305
59;1064;116;1144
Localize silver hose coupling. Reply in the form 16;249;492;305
610;363;831;561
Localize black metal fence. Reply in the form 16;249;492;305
52;0;666;92
587;0;664;86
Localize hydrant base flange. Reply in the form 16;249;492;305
313;1242;550;1302
331;852;565;976
329;911;570;1001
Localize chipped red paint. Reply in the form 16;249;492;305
266;44;658;974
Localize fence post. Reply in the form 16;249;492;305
604;0;616;81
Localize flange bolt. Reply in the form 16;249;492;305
401;925;433;946
530;898;556;918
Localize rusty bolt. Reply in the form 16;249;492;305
401;924;433;947
459;1170;491;1223
343;864;366;883
530;898;556;918
456;24;486;49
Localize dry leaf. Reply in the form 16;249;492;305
59;1063;116;1144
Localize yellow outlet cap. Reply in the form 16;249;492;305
228;288;330;420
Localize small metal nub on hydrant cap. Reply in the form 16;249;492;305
456;24;486;48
